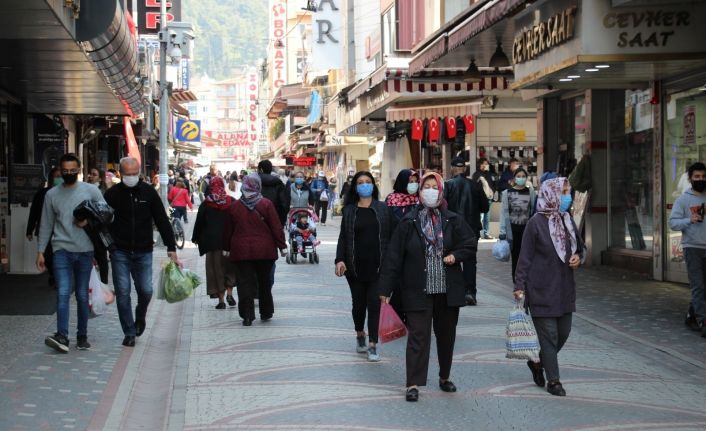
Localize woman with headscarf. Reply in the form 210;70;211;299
385;169;419;222
223;174;288;326
379;172;476;402
513;177;584;397
335;171;395;362
498;167;537;282
192;177;237;309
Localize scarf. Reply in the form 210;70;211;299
204;177;231;210
239;174;263;210
536;177;578;262
419;172;446;294
385;192;418;208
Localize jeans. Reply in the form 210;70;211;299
533;313;573;382
172;206;188;223
111;249;153;337
294;233;317;250
314;200;328;224
481;201;492;236
684;247;706;322
53;250;94;338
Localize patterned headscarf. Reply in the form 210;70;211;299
418;172;445;256
387;169;419;208
205;176;231;210
536;177;578;262
239;174;263;210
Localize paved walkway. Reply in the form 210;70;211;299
1;212;705;430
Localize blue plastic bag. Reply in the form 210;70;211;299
492;239;511;262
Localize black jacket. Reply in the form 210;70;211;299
444;175;490;235
378;207;477;311
27;186;51;237
260;173;288;226
335;200;395;279
471;170;495;192
104;181;176;252
191;203;230;256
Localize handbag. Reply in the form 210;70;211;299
319;190;329;202
378;302;407;343
505;300;541;362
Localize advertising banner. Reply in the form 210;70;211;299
311;0;343;70
269;0;288;89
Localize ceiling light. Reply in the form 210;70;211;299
489;41;510;69
559;78;572;82
567;75;580;79
464;59;482;82
585;68;599;72
595;64;610;68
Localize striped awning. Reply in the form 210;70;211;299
386;101;481;122
169;89;198;104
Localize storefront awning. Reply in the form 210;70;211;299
386;101;481;122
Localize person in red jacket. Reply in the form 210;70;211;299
168;179;193;223
223;174;288;326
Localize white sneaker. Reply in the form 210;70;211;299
367;346;381;362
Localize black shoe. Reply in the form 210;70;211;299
405;387;419;402
122;336;136;347
356;336;367;353
439;380;457;392
215;302;226;310
527;361;545;387
135;319;146;337
243;318;253;326
45;333;69;353
701;320;706;338
77;336;91;350
261;314;272;322
547;381;566;396
465;293;477;306
226;295;236;307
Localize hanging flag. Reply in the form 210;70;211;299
124;117;141;166
463;114;475;134
445;117;457;139
411;118;424;141
428;117;440;141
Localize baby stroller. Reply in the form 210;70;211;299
286;208;320;264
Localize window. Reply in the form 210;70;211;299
382;5;396;57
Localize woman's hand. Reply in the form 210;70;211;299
513;290;525;300
379;296;390;304
568;254;580;269
443;254;456;265
335;261;347;277
280;249;288;257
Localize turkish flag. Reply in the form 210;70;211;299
124;117;141;166
411;118;424;141
445;117;457;139
463;114;475;134
428;118;440;141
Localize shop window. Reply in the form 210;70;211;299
557;96;586;176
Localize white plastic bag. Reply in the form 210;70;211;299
89;267;106;317
492;239;511;262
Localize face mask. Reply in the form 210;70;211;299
559;194;572;212
693;180;706;193
515;177;527;187
52;177;64;187
62;173;78;185
421;189;440;208
122;175;139;188
481;165;489;172
406;182;419;195
295;178;304;185
356;183;374;198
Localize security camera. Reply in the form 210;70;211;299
169;45;182;65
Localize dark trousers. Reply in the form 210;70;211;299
233;260;274;320
346;276;380;343
94;247;110;285
510;224;526;283
405;294;460;387
173;206;188;222
314;200;328;224
533;313;572;382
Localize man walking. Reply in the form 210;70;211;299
444;157;489;305
497;158;519;194
310;171;330;225
104;157;181;347
669;162;706;338
258;160;288;226
38;154;106;352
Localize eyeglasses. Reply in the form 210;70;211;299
61;169;79;175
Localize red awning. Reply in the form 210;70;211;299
384;70;510;94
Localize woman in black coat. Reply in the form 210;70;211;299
379;172;476;402
335;171;395;363
192;177;236;309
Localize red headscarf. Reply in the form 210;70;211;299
205;177;232;210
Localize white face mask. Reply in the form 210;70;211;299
406;182;419;195
420;189;440;208
122;175;139;188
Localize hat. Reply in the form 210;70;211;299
318;170;325;177
451;157;466;168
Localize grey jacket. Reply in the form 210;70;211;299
498;186;537;242
289;184;314;208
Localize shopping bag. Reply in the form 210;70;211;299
89;267;106;317
162;261;195;304
157;261;168;300
183;269;202;289
492;239;511;262
505;300;540;362
319;190;329;202
378;302;407;344
102;283;115;305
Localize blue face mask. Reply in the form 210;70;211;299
514;177;527;187
559;194;572;212
294;178;304;185
356;183;374;198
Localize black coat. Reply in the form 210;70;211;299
260;173;288;226
444;175;489;235
335;200;395;279
191;203;231;256
379;206;477;311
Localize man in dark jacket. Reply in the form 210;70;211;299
104;157;180;347
258;160;288;227
497;158;519;194
444;157;490;305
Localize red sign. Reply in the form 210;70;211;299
126;0;181;35
124;118;142;166
204;131;251;147
270;1;287;89
293;157;316;167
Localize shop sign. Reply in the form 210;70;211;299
683;105;696;146
293;156;317;166
204;131;251;147
512;6;577;65
126;0;182;35
311;0;342;70
175;119;201;142
510;130;527;142
269;0;287;89
603;9;689;48
10;164;43;205
247;69;259;145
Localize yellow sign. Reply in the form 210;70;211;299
510;130;526;142
177;120;201;141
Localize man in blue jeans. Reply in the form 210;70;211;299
38;154;106;353
105;157;180;347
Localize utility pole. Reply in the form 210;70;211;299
158;0;169;206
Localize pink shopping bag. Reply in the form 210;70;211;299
378;302;407;344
